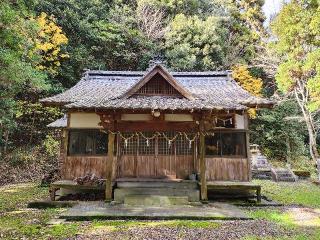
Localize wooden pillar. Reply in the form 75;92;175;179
244;113;252;181
60;129;68;179
199;120;208;201
105;133;115;201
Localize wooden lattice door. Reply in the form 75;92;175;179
117;132;196;179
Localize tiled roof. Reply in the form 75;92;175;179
40;65;273;111
47;115;67;128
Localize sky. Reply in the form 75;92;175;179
263;0;289;24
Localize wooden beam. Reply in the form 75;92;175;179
110;121;198;132
199;120;208;202
105;133;115;201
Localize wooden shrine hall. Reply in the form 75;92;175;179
42;62;273;202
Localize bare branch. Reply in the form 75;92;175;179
137;5;165;41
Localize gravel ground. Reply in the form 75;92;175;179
71;219;296;240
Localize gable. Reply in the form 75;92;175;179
135;73;182;96
123;65;194;100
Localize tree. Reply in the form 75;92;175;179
0;1;68;154
232;65;263;118
0;1;48;154
32;12;68;75
136;3;165;42
165;14;228;70
223;0;266;67
232;0;265;38
250;100;308;163
271;0;320;179
35;0;155;87
232;65;263;96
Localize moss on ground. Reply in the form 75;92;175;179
254;180;320;208
0;183;48;212
243;210;320;240
1;181;320;239
242;233;320;240
91;219;220;231
248;209;295;227
246;180;320;240
0;183;83;239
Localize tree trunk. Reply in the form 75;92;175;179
305;115;320;180
294;89;320;180
3;129;9;155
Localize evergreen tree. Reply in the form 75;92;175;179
271;0;320;178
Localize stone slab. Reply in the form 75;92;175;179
60;201;250;220
114;188;200;202
117;180;198;189
124;195;189;206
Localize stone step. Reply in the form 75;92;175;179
275;169;292;173
114;187;200;203
271;168;297;182
277;173;293;177
276;177;296;182
116;181;198;190
276;171;291;174
124;195;189;206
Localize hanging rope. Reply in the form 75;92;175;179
138;132;159;147
183;132;198;149
215;116;233;126
162;132;181;148
119;133;136;148
100;129;218;148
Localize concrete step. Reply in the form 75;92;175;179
114;187;200;203
116;181;198;190
124;195;189;206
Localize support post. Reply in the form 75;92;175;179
244;113;252;181
60;129;68;178
105;133;115;201
199;120;208;202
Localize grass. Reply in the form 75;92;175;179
254;179;320;208
242;234;320;240
248;209;295;227
0;183;83;239
0;183;221;239
246;180;320;240
91;219;220;231
0;183;48;212
1;180;320;239
246;209;320;240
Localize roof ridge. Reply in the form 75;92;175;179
86;69;229;77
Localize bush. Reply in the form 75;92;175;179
0;135;60;185
5;146;41;167
43;134;60;158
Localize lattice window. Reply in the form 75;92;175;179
205;132;246;157
119;132;195;156
175;133;194;155
135;73;181;96
138;132;156;155
120;133;137;155
68;129;107;155
158;132;175;155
